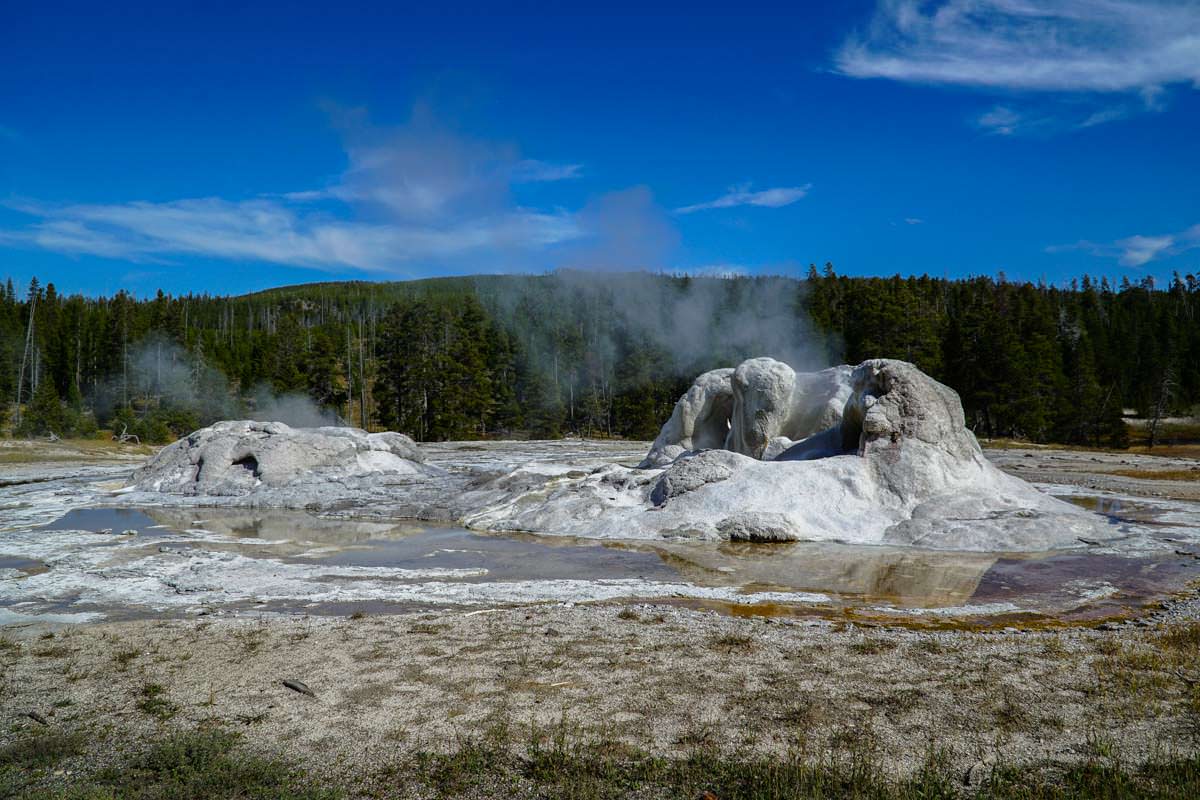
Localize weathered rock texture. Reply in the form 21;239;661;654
129;421;438;498
641;358;852;465
639;368;734;467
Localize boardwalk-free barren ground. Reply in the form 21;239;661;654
3;602;1200;797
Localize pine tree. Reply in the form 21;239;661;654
19;377;66;436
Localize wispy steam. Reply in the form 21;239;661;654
104;334;342;428
484;270;831;381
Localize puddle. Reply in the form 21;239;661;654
39;507;159;534
3;503;1199;625
306;527;679;584
1062;495;1177;527
0;555;47;578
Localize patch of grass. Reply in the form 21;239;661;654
401;733;959;800
234;626;268;654
0;730;85;770
616;608;641;621
1160;622;1200;653
113;648;140;669
850;635;899;656
31;644;73;659
992;687;1036;734
861;687;924;717
11;729;338;800
394;734;1200;800
986;758;1200;799
7;723;1200;800
709;633;755;653
135;682;179;721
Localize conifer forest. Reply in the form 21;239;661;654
1;267;1197;447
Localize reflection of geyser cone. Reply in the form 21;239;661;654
647;542;999;607
142;507;410;546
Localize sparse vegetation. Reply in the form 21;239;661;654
1;728;336;800
135;682;179;721
4;721;1200;800
113;647;141;669
709;633;755;653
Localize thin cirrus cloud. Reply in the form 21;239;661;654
1048;223;1200;267
976;105;1025;136
836;1;1200;129
0;198;580;272
676;183;811;214
0;106;603;274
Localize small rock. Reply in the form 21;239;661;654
281;679;315;697
545;628;562;637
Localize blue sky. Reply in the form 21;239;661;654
2;1;1199;296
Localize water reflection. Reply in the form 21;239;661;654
22;503;1200;619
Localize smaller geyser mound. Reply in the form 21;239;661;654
129;420;438;497
467;358;1114;551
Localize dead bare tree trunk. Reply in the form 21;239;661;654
358;318;367;430
14;292;36;426
1148;367;1176;450
346;328;354;427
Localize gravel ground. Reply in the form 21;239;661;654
2;600;1200;791
987;445;1200;501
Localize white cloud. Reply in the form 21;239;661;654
976;105;1023;135
1078;105;1132;128
0;105;604;273
1115;234;1177;266
837;1;1200;93
1049;223;1200;267
0;197;580;272
511;159;583;183
676;183;811;214
904;217;924;225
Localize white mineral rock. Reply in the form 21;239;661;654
465;358;1117;551
130;420;437;497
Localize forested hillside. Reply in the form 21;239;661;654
1;267;1197;447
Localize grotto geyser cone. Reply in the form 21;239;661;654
127;420;442;499
465;358;1115;551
